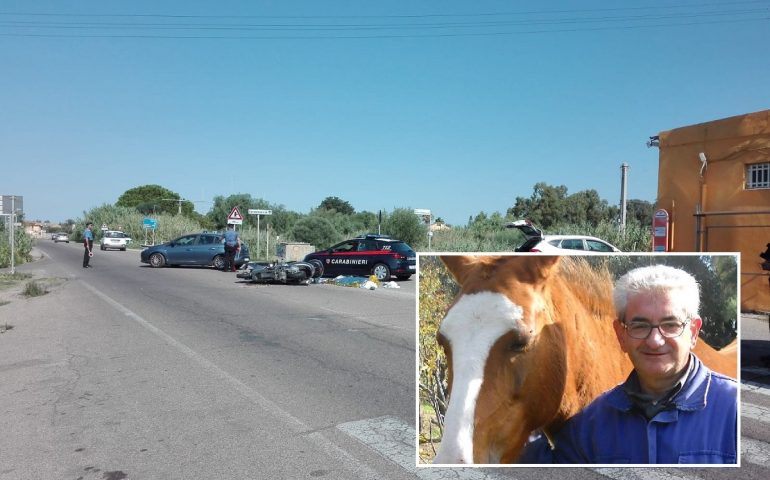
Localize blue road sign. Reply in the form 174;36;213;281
143;218;158;230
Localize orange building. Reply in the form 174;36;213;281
654;109;770;312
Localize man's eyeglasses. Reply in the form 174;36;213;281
621;320;689;339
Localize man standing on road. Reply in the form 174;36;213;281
550;265;737;464
82;222;94;268
222;224;241;272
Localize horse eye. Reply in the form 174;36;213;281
507;341;527;353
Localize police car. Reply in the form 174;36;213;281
304;234;416;281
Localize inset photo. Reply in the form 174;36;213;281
417;254;739;466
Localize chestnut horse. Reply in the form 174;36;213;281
432;255;737;465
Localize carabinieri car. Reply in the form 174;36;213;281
140;231;250;270
303;234;416;281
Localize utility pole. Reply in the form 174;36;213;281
11;195;15;274
160;198;185;215
620;163;629;233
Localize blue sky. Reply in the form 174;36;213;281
2;0;768;226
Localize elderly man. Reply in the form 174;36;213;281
549;264;737;464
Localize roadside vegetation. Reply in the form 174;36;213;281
0;226;34;268
22;280;48;297
0;272;32;289
61;182;653;261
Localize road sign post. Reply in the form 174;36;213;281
227;206;244;226
1;195;22;274
652;209;670;252
248;209;272;260
414;208;432;251
142;217;158;246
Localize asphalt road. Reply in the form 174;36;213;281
2;241;770;480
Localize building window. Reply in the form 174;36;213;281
746;163;770;189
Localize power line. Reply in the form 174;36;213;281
0;0;768;19
0;2;766;40
0;7;767;30
0;16;765;40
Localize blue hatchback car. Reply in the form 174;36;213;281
140;232;250;269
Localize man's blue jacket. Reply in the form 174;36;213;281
549;354;737;464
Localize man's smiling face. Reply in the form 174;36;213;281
614;290;701;393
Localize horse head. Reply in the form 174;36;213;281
433;255;627;464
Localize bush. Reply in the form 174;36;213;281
0;228;34;268
288;216;340;250
383;208;427;248
418;256;459;461
75;204;204;247
424;219;652;253
22;280;47;297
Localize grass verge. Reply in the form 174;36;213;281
22;280;48;297
0;272;32;290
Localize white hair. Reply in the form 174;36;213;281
613;264;700;322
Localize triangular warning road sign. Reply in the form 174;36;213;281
228;206;244;221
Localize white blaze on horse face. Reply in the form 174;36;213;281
434;291;526;464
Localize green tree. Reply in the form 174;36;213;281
469;211;507;234
116;185;193;216
508;183;623;230
353;211;379;233
270;209;302;236
626;199;655;227
206;194;301;235
310;209;358;238
206;194;261;230
507;183;569;230
289;216;339;249
564;189;614;226
318;196;355;215
383;208;426;247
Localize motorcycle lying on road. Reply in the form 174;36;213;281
236;259;324;285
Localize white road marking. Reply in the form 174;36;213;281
79;280;381;480
337;416;508;480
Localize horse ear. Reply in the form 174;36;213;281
531;256;560;281
440;255;478;286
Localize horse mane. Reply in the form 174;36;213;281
555;257;615;321
543;257;630;429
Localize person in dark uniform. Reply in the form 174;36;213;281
82;222;94;268
222;224;241;272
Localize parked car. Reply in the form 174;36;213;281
53;233;70;243
100;230;131;251
506;220;621;253
303;234;416;281
140;232;250;269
